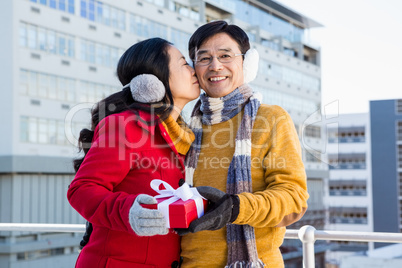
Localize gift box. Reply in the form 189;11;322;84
142;180;207;228
143;197;208;228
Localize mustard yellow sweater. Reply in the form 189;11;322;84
181;104;309;268
162;115;195;155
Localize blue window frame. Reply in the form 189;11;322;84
80;0;87;17
88;0;95;21
59;0;66;11
68;0;74;14
59;37;66;56
49;0;56;8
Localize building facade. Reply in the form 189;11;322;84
370;99;402;246
324;99;402;266
325;113;373;265
0;0;324;267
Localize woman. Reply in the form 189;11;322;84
67;38;200;268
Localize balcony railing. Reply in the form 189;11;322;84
1;223;402;268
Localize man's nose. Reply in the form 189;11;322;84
208;57;223;71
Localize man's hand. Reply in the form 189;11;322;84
175;186;239;235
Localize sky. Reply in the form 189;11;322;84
275;0;402;114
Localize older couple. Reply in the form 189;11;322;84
68;20;308;268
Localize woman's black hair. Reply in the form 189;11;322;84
73;37;173;172
188;20;250;63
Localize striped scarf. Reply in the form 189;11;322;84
185;84;265;268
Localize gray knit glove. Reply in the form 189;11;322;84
129;194;168;236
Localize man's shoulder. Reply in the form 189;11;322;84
257;104;288;116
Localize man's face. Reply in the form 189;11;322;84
194;33;244;98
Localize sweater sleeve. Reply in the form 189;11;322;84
67;113;139;235
233;105;309;228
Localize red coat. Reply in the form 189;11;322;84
67;110;185;268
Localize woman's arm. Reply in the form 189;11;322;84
67;113;139;234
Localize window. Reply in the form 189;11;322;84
80;39;121;68
58;0;66;11
17;247;65;260
47;30;57;54
20;116;29;142
397;121;402;141
58;36;66;56
20;69;117;103
338;126;366;143
329;207;368;224
80;0;125;30
20;116;87;146
129;14;168;40
398;145;402;169
38;118;48;143
258;59;320;92
328;153;366;169
397;99;402;114
169;1;200;21
305;150;322;163
329;180;367;196
261;39;280;51
20;22;75;57
68;0;74;13
329;126;366;143
28;117;38;143
27;25;37;49
235;1;303;44
399;172;402;199
38;73;48;97
29;72;38;97
19;24;27;47
399;197;402;228
49;0;56;8
20;70;29;95
252;84;318;115
305;125;321;138
30;0;74;14
170;28;190;55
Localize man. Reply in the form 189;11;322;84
179;20;309;268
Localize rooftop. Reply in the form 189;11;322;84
252;0;323;28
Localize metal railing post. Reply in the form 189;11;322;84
298;225;316;268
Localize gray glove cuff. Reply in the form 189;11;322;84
229;195;240;223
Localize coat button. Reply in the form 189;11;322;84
171;260;179;268
178;179;185;186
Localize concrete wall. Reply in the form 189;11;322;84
0;0;14;156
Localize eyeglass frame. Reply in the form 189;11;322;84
192;51;244;66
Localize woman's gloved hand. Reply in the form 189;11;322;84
80;221;93;248
129;194;168;236
175;186;240;235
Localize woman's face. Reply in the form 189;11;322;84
168;45;200;110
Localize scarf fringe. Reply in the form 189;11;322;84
225;260;265;268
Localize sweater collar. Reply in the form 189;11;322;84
161;115;195;155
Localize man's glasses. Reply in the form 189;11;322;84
193;52;244;66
